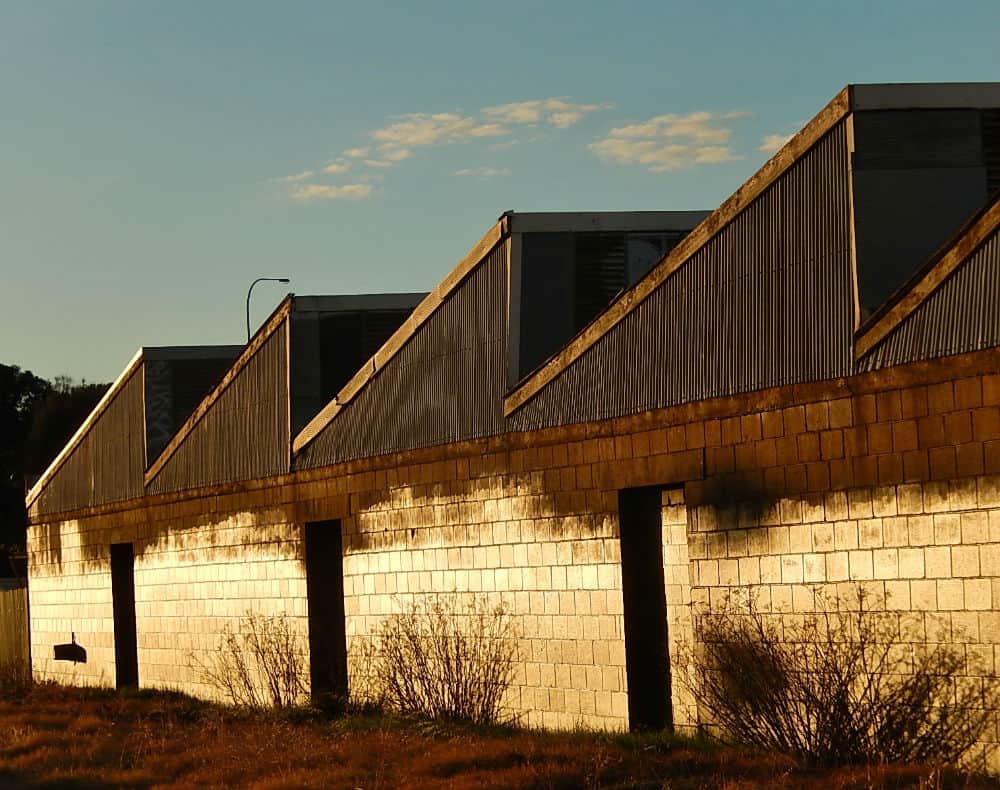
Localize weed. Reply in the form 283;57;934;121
195;611;306;709
682;585;1000;768
353;594;518;726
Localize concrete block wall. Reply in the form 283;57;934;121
29;504;308;700
334;463;629;730
25;352;1000;765
661;487;696;731
29;518;117;688
680;373;1000;769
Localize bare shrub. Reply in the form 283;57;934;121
354;594;518;725
196;611;306;709
683;585;999;767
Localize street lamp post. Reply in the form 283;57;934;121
246;277;291;342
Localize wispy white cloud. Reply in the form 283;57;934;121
371;113;507;154
290;183;374;201
273;169;315;183
454;166;512;178
758;132;794;154
481;98;609;128
277;96;610;202
362;147;414;169
589;110;747;173
321;161;351;175
608;111;749;143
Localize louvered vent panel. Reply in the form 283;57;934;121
574;233;626;331
984;110;1000;196
361;311;409;359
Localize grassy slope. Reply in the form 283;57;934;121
0;685;996;789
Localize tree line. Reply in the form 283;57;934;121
0;363;108;572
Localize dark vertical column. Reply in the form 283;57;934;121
304;520;348;701
110;543;138;689
618;486;672;731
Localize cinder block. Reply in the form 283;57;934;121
788;525;811;553
949;478;980;511
956;443;985;477
883;580;911;610
848;489;874;520
951;545;980;577
870;486;898;518
820;430;844;460
719;559;739;586
927;382;955;414
738;556;761;585
803;553;826;583
934;514;962;544
910;579;937;610
824;491;849;521
698;560;719;586
908;515;934;546
877;391;903;422
964;579;992;611
896;484;924;515
760;555;782;583
980;544;1000;576
898;548;926;579
882;516;909;547
937;579;965;610
955;377;983;409
848;550;874;580
768;526;790;555
873;549;898;580
727;530;748;558
781;555;804;584
924;480;951;513
892;421;919;452
834;521;859;551
811;523;834;552
960;511;989;544
859;520;884;549
747;527;769;556
829;398;853;428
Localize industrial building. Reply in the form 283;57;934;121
26;83;1000;767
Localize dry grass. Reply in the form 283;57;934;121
0;684;996;789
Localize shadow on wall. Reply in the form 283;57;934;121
33;521;64;572
688;473;778;532
31;507;304;574
337;468;617;557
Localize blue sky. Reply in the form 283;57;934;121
2;0;997;382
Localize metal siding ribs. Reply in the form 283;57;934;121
295;243;508;468
857;227;1000;371
146;322;290;494
508;121;854;430
35;369;146;516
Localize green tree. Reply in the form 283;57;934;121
0;365;108;572
0;364;51;568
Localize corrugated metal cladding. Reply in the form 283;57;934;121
295;243;508;469
857;226;1000;372
509;121;854;431
147;322;290;495
144;356;239;464
35;368;145;516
